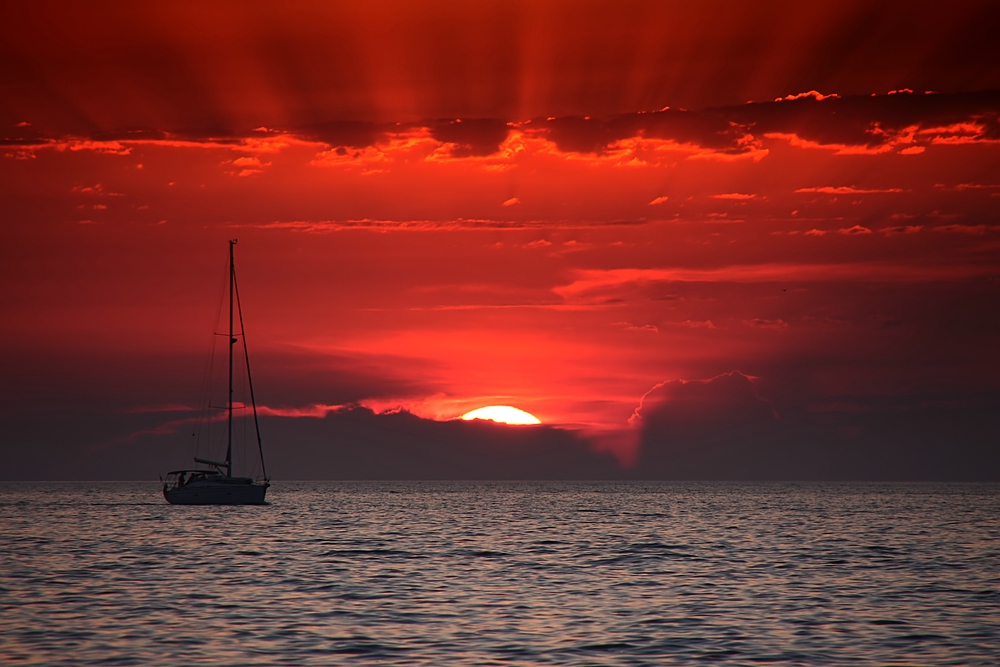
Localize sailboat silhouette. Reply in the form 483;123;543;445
162;240;270;505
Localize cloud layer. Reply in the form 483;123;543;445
6;91;999;162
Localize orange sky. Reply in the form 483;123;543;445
2;1;998;479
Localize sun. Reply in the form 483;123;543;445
461;405;541;425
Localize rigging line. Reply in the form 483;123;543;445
227;241;235;479
196;254;231;462
236;350;251;476
233;265;268;481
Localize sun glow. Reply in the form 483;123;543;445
461;405;541;425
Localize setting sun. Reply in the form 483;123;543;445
461;406;541;425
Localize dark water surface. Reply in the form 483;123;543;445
1;482;998;665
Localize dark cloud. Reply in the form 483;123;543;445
6;91;997;157
0;406;621;481
530;111;751;154
266;407;618;479
2;360;996;481
294;121;389;149
251;347;446;409
730;90;1000;148
531;90;1000;156
630;372;1000;480
427;118;511;157
1;127;249;147
0;345;616;481
0;345;444;420
632;372;778;445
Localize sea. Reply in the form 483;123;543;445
1;481;998;666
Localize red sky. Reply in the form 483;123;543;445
2;1;998;479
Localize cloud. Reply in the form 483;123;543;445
776;91;841;102
6;91;998;166
225;155;272;177
750;91;1000;153
680;320;716;329
838;225;873;235
70;183;123;196
243;218;636;232
294;121;390;148
517;91;1000;159
629;372;782;477
626;373;1000;480
124;404;198;414
648;196;669;205
630;371;772;427
5;130;315;160
528;110;760;157
746;318;788;328
952;183;1000;191
881;225;923;235
796;186;903;194
239;407;620;480
712;193;756;200
932;224;991;234
502;197;520;207
256;403;348;418
427;118;511;157
553;262;1000;299
620;323;658;332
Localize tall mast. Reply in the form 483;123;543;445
226;239;236;478
234;275;268;481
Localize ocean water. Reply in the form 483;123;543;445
1;482;998;666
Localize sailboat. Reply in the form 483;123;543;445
162;240;270;505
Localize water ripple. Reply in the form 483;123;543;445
1;481;998;665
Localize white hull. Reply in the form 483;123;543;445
163;479;269;505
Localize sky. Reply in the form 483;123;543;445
2;1;999;480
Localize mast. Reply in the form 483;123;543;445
234;272;268;481
226;239;236;478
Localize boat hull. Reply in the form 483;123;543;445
163;481;269;505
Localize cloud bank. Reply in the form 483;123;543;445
6;91;999;163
